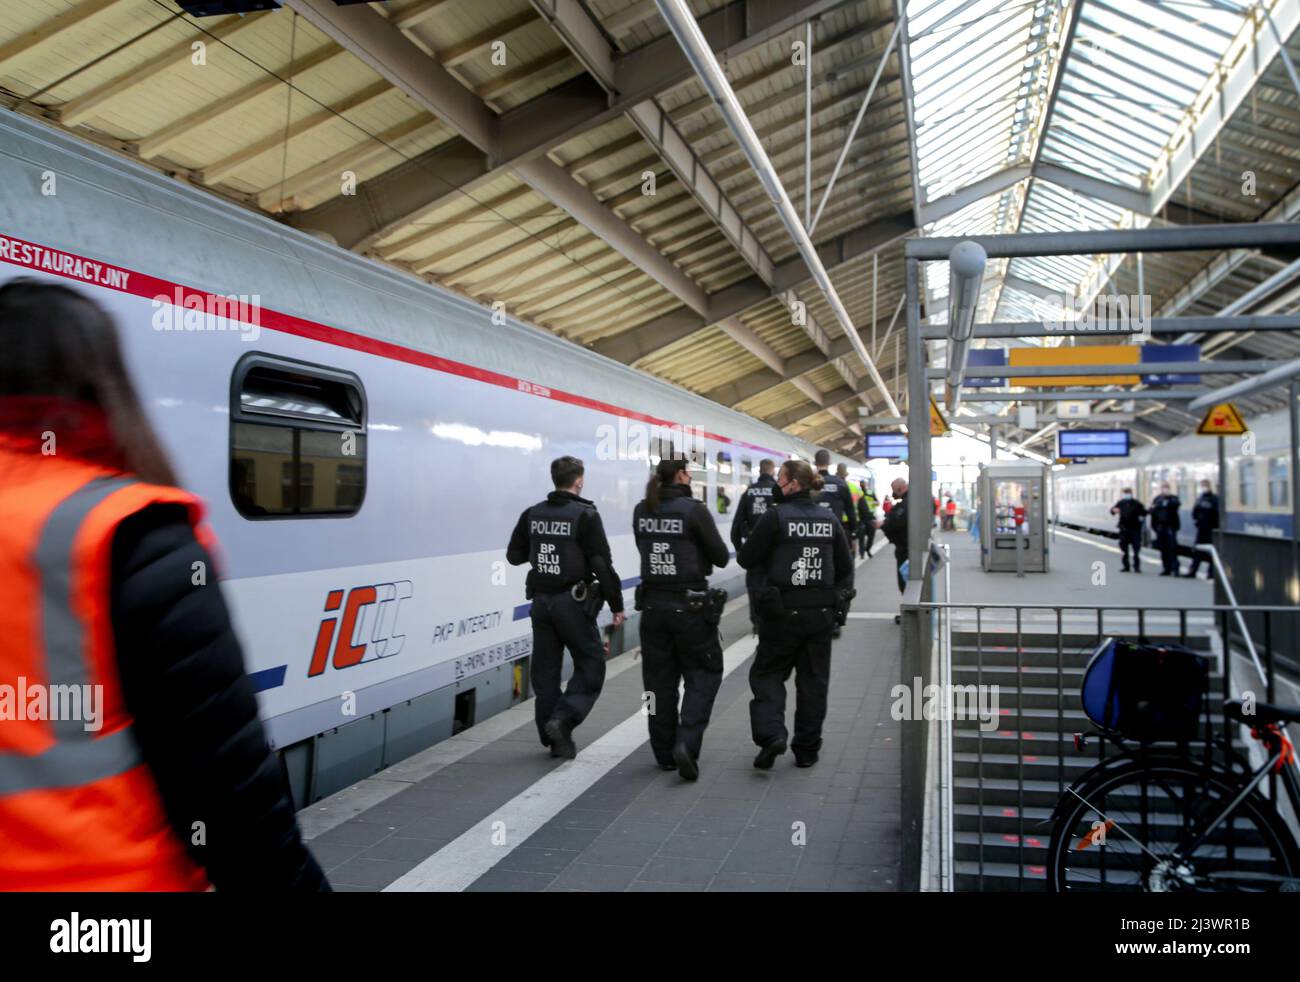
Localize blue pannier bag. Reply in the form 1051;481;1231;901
1080;637;1210;742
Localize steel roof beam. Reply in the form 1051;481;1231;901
962;390;1205;401
589;209;915;364
287;0;861;251
907;221;1300;259
649;0;898;414
284;0;710;314
928;359;1280;380
919;314;1300;339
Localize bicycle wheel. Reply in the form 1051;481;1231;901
1047;761;1300;892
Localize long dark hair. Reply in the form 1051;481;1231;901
0;279;180;486
645;457;687;512
781;459;824;493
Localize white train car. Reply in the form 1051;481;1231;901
1055;410;1294;543
0;111;860;805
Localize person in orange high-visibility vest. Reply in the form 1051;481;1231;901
0;280;327;891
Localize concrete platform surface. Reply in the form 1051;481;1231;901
299;545;903;892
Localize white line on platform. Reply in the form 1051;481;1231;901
847;612;899;620
308;551;869;844
1053;526;1165;564
383;634;759;892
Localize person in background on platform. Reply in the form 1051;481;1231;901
732;458;778;633
880;477;909;624
815;451;858;540
943;496;957;531
1186;479;1220;580
1110;486;1147;573
0;280;328;891
814;451;857;639
632;459;730;780
1149;482;1182;576
969;492;981;542
738;460;854;770
507;455;625;759
857;481;878;558
716;486;730;515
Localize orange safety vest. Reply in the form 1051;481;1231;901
0;447;211;891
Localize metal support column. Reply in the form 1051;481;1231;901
1218;436;1226;501
906;256;930;581
804;20;812;228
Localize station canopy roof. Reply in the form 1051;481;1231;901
0;0;1297;457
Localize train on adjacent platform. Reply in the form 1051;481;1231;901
1054;409;1294;542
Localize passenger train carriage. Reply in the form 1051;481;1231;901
0;112;865;806
1054;409;1294;543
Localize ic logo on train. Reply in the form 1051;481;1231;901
308;581;412;677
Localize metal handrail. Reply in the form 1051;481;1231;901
916;602;1298;611
1200;543;1268;689
941;543;953;892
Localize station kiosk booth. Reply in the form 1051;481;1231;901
979;462;1049;573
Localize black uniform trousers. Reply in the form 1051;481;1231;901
1187;529;1214;577
1155;525;1180;574
749;605;835;753
639;602;724;765
529;590;606;744
744;569;763;630
1118;527;1142;570
858;525;875;559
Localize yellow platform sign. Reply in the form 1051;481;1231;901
929;397;949;436
1008;344;1140;387
1197;402;1248;436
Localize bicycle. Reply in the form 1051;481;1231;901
1046;698;1300;892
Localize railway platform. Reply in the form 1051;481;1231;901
299;548;904;892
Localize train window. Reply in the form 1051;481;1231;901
688;448;709;504
1238;459;1257;508
1268;457;1289;508
230;354;367;519
716;451;735;515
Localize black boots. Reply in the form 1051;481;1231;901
753;736;787;770
672;741;699;781
544;718;576;759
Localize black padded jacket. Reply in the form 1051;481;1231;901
111;504;330;892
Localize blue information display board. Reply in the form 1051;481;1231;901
1058;429;1130;458
866;432;909;459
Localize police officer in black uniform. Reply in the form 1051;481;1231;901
814;449;858;539
1186;479;1220;579
1149;482;1182;576
738;459;854;770
632;459;731;780
507;455;625;759
1109;486;1147;573
815;451;857;638
731;458;778;632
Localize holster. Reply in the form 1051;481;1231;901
633;583;645;612
707;588;728;627
834;587;857;627
572;579;604;619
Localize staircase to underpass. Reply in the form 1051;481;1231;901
949;629;1222;892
